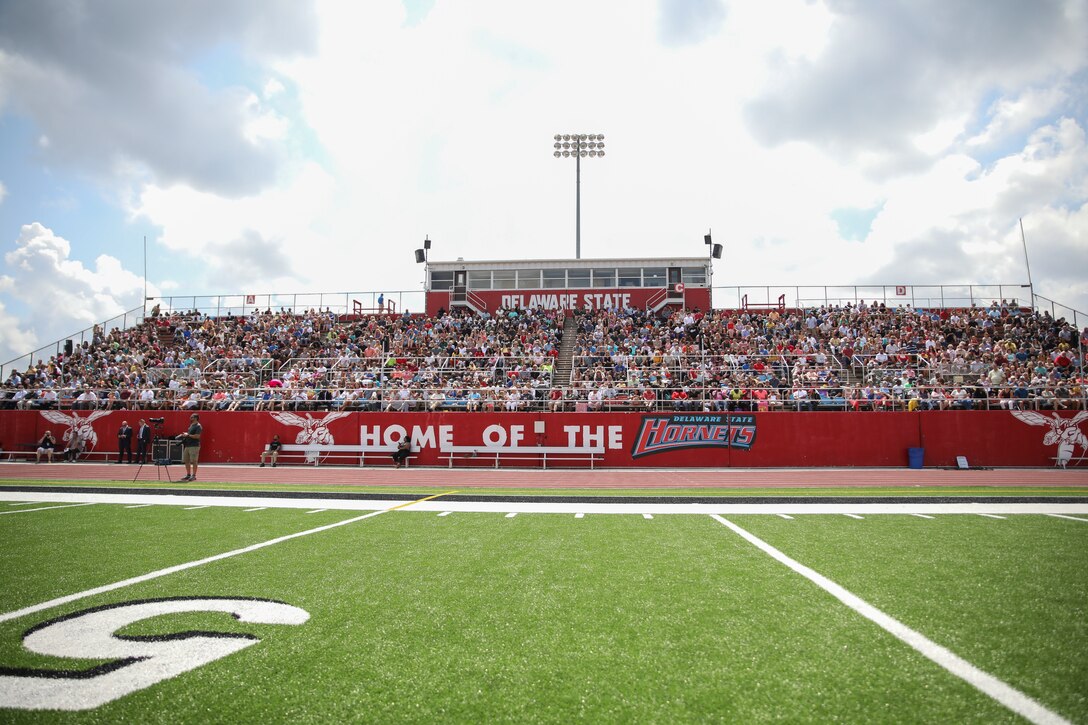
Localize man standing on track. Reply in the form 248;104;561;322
135;419;151;464
117;420;133;463
177;413;202;482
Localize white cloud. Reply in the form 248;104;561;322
132;161;335;287
0;180;6;204
0;294;37;366
115;0;1086;319
242;92;291;143
0;223;156;364
866;117;1088;306
2;0;1087;368
0;0;317;195
263;77;287;99
966;86;1068;150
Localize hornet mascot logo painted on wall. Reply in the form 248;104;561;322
39;410;112;451
1011;410;1088;468
268;411;351;464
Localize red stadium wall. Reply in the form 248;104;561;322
425;287;712;316
2;410;1083;468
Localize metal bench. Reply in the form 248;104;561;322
440;445;604;469
272;443;413;467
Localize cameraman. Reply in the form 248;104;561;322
177;413;202;482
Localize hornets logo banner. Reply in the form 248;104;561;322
630;414;757;459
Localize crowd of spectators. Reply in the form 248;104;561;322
565;300;1086;412
1;300;1084;413
1;305;564;413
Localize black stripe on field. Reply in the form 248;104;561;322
0;484;1085;505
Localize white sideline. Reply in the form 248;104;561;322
710;515;1071;725
2;491;1088;516
0;503;95;516
0;508;388;625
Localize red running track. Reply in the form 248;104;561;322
1;462;1086;489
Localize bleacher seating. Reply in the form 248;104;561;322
1;300;1084;412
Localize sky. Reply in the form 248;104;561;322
0;0;1086;366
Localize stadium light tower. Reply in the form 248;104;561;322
553;133;605;259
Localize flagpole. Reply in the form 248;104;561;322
1019;218;1033;309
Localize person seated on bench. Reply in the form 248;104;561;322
36;431;57;462
260;434;282;467
63;429;87;462
391;435;411;468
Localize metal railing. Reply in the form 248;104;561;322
711;283;1041;312
2;382;1082;413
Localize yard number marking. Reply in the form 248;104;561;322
0;597;309;711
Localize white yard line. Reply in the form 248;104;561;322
505;512;517;518
8;502;42;506
1045;514;1088;522
438;511;452;517
911;514;935;519
977;514;1006;520
843;513;864;519
777;514;794;520
243;507;267;512
0;503;95;516
710;515;1071;725
305;509;328;514
183;505;209;510
0;508;391;625
124;504;153;509
643;513;654;519
575;513;585;518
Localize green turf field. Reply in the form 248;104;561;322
1;497;1085;723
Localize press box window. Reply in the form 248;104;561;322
592;269;616;287
516;270;542;289
681;267;707;285
492;270;516;290
567;269;591;288
643;268;666;287
430;271;454;290
467;271;492;289
542;269;566;288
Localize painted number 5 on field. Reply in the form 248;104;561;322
0;597;309;711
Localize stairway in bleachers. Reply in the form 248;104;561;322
552;315;579;387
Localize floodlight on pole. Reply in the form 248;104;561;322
553;133;605;259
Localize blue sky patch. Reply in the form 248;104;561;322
830;202;884;242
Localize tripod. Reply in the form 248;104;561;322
132;432;172;482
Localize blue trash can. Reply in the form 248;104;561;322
908;447;924;469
